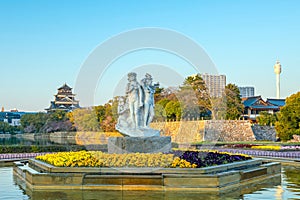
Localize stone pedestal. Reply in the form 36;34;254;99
108;136;171;154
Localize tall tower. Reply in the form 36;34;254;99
273;60;282;99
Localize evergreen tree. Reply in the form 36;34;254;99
225;83;244;120
179;74;212;119
275;91;300;141
165;100;182;120
256;111;277;126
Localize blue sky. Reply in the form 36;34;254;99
1;0;299;111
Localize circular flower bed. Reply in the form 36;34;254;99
35;150;252;168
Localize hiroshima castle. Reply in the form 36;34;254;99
46;83;80;112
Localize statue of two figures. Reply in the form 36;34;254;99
116;72;160;137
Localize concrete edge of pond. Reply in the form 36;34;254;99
27;158;263;174
13;158;281;194
0;159;21;167
256;157;300;166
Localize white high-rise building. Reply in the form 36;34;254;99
238;87;255;98
274;60;282;99
200;74;226;97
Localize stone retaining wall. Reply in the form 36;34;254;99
18;121;276;144
204;120;255;142
151;120;276;142
150;120;204;143
251;125;276;141
50;132;77;138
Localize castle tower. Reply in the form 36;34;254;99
274;60;282;99
46;83;80;112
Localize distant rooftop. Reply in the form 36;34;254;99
266;98;286;107
242;96;263;107
242;95;286;110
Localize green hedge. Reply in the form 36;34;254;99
0;145;86;154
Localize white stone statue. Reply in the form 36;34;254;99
126;72;144;129
140;73;159;127
115;72;160;137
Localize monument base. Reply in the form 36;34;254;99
108;136;171;154
115;126;160;137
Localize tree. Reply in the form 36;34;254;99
42;110;74;133
176;87;201;119
111;96;119;120
71;108;100;131
275;91;300;141
20;113;48;133
48;110;67;121
40;120;74;133
154;98;170;121
179;74;212;119
94;105;106;123
100;115;116;132
100;102;117;132
0;121;20;134
94;98;118;132
225;83;244;120
154;87;165;102
21;111;75;133
165;100;182;120
210;97;227;120
256;111;277;126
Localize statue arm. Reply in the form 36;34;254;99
148;85;156;93
126;83;134;94
138;84;144;107
118;107;126;114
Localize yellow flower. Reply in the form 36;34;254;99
251;145;280;151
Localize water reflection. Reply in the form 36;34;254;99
0;135;76;146
0;136;56;146
0;133;110;146
0;135;108;153
0;167;29;200
25;190;241;200
242;166;300;200
279;166;300;200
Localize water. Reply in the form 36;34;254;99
0;137;58;146
1;166;300;200
0;167;29;200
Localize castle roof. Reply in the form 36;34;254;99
58;83;72;90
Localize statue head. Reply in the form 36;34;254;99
127;72;137;81
145;73;152;80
